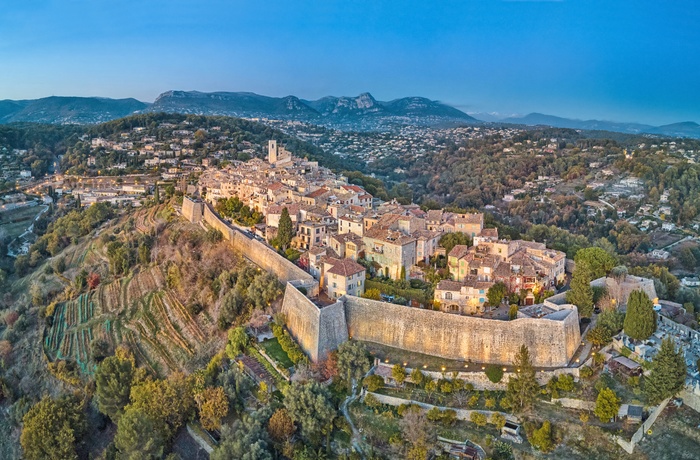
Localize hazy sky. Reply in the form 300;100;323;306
1;0;698;125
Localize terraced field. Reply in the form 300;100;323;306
43;266;211;376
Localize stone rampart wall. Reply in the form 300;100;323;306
281;283;321;361
317;300;349;360
182;196;203;223
345;296;581;368
202;203;315;287
280;282;348;361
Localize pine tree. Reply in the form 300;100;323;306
566;263;594;317
594;387;620;422
504;345;539;412
277;207;294;250
644;338;686;404
623;289;656;340
95;354;135;422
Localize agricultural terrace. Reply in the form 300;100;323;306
43;267;211;375
41;201;282;378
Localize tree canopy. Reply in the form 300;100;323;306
594;387;621;423
504;345;539;412
644;338;687;404
335;340;371;387
623;289;656;340
283;381;336;445
566;262;594;318
574;247;616;279
114;406;167;460
20;396;86;460
95;351;136;422
277;207;294;250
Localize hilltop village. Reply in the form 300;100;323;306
194;141;567;314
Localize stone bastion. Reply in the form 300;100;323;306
281;282;581;367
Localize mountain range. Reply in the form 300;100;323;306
498;113;700;138
147;90;477;128
0;91;698;138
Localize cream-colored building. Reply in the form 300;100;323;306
322;258;366;298
434;278;494;315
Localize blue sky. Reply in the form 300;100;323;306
1;0;698;125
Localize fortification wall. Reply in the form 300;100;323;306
602;275;658;306
280;283;348;361
317;300;349;359
202;203;315;287
344;296;581;367
182;196;203;223
281;283;321;361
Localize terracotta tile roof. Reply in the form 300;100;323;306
455;213;484;225
448;245;470;259
427;210;443;222
479;227;499;239
305;187;330;199
326;258;365;277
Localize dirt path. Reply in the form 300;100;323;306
340;366;375;459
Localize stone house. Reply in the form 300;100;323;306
296;221;327;250
329;233;365;260
322;258;366;298
363;226;417;280
434;278;494;314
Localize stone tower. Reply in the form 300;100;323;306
268;140;278;164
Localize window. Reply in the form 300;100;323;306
479;289;484;294
479;297;484;303
333;282;337;288
445;292;453;300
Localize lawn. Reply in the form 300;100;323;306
0;204;44;239
259;337;294;369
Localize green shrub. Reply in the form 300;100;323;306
363;375;385;392
470;411;487;427
556;374;575;392
485;365;504;383
272;323;307;365
364;393;381;409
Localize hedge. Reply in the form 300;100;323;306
272;323;308;365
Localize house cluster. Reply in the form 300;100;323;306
198;141;566;303
434;230;566;314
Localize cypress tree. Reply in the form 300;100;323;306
623;289;656;340
644;338;686;404
504;345;539;412
277;207;294;251
566;263;594;317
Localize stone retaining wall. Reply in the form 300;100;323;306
366;390;516;423
616;397;670;454
374;362;579;391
